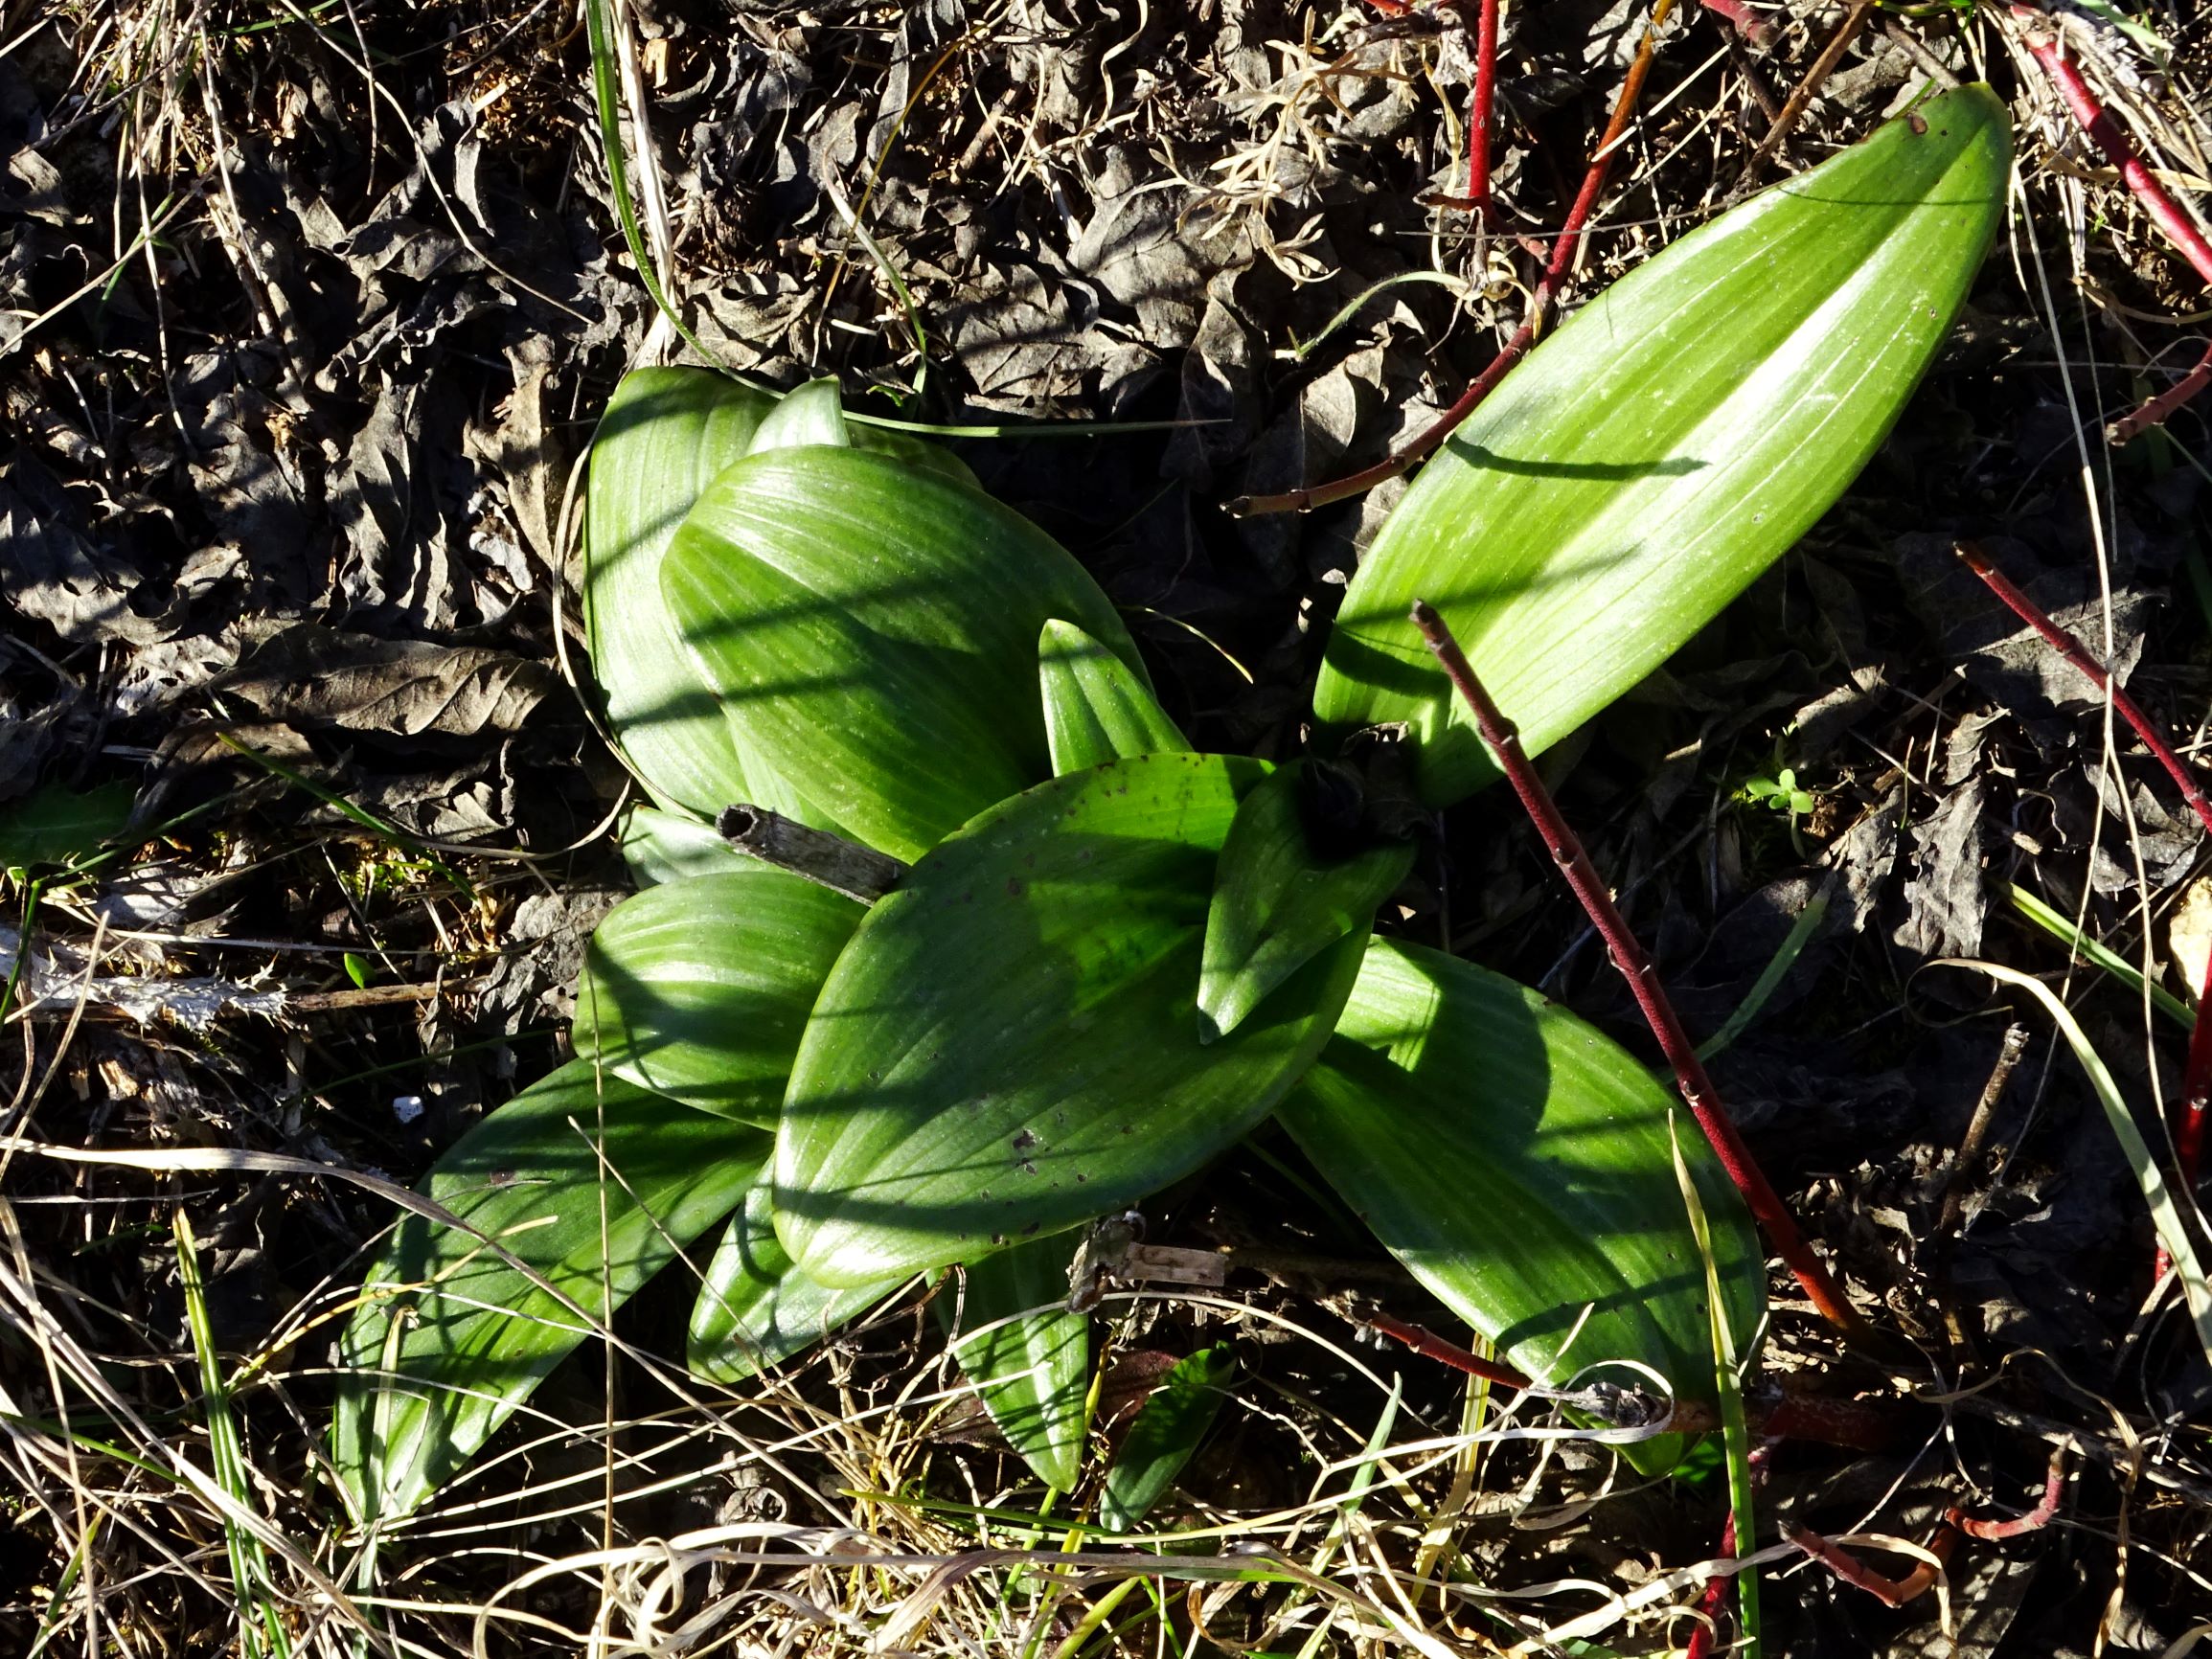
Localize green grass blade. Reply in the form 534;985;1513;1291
1671;1119;1759;1659
1954;961;2212;1362
176;1213;292;1659
2006;883;2192;1030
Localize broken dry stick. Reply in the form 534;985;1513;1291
716;805;908;904
1409;599;1862;1333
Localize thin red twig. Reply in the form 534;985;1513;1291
1781;1520;1953;1607
1681;1508;1738;1659
1361;1307;1534;1390
1466;0;1500;224
1947;1444;2067;1541
1697;0;1774;47
2017;14;2212;441
1954;540;2212;1263
2110;340;2212;444
1408;601;1862;1333
1232;0;1677;517
1955;542;2212;834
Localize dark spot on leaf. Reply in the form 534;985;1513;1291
1013;1127;1038;1150
489;1168;515;1186
1907;112;1927;134
1006;876;1025;897
1075;1171;1087;1183
1021;1221;1040;1236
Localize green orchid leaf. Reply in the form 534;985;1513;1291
1312;84;2011;806
332;1060;764;1526
584;367;773;818
774;753;1366;1286
575;871;862;1127
1276;939;1765;1426
688;1180;906;1384
0;780;136;875
616;805;752;888
661;446;1147;860
1098;1346;1233;1531
746;376;852;453
1197;761;1413;1042
939;1232;1090;1492
1038;619;1188;774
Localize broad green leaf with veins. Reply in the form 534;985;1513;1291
1277;938;1765;1468
575;870;862;1126
1038;619;1189;774
773;753;1363;1286
663;448;1148;859
1313;84;2011;805
688;1180;906;1383
940;1232;1090;1492
583;368;773;818
1197;761;1413;1042
332;1061;764;1526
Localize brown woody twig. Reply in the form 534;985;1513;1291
1408;600;1863;1333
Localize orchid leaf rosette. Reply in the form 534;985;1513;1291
333;84;2012;1525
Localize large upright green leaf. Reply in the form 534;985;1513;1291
332;1061;764;1527
688;1180;906;1384
774;754;1365;1286
1038;619;1187;775
574;871;862;1126
1313;84;2011;805
1277;940;1765;1415
583;367;772;817
1197;761;1412;1042
661;447;1147;860
939;1232;1090;1492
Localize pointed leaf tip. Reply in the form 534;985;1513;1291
1038;619;1185;774
1197;761;1412;1040
1314;84;2011;806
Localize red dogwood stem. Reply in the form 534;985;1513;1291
1955;542;2212;833
1363;1307;1532;1390
2018;17;2212;440
1409;601;1862;1333
1467;0;1500;223
1955;539;2212;1259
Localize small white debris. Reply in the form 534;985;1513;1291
392;1095;426;1125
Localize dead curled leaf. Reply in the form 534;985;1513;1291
220;625;559;741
